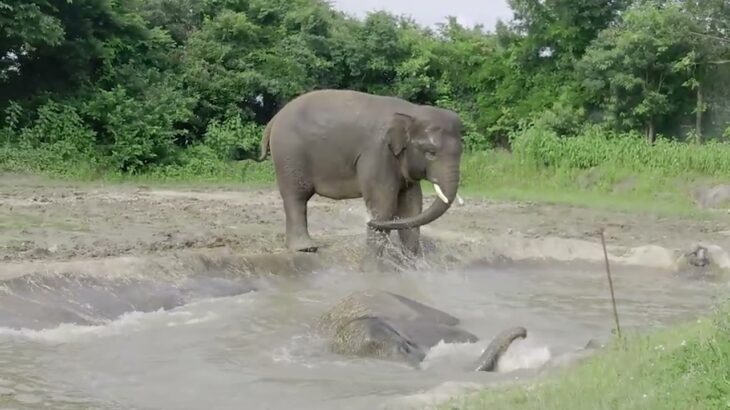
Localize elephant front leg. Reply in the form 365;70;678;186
365;213;395;260
357;154;401;268
397;183;423;256
362;189;398;262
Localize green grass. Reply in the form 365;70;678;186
452;150;721;217
1;149;722;217
447;305;730;410
4;125;730;217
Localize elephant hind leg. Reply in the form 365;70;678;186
282;192;317;252
270;129;318;252
276;168;317;252
397;183;423;256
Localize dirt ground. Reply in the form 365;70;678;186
1;173;730;266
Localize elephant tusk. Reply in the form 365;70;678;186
456;194;464;206
433;183;449;204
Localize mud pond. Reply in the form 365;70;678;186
0;254;724;410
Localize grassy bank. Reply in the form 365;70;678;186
447;305;730;410
3;126;730;215
457;125;730;216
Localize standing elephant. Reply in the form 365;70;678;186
258;89;464;256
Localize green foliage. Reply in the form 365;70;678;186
82;81;194;173
0;1;65;71
203;116;264;160
663;309;730;408
1;0;729;180
0;101;98;176
578;2;698;140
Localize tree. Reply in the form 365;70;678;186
1;0;156;113
579;2;697;142
507;0;630;68
676;0;730;142
0;0;65;81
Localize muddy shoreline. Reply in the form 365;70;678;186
2;174;730;277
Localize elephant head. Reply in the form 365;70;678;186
368;108;464;231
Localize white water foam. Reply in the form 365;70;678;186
421;340;485;370
422;337;552;373
0;309;170;343
495;337;552;372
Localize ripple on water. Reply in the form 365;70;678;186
0;262;722;410
14;393;43;405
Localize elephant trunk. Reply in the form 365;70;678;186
367;164;460;231
475;326;528;372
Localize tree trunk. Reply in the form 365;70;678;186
695;82;703;143
646;118;656;144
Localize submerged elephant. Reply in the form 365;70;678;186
315;290;526;372
258;89;464;255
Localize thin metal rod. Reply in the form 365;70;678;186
600;228;621;339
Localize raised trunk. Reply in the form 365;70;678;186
368;168;460;231
475;326;528;372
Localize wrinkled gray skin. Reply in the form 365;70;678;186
474;326;528;372
317;290;524;371
258;89;464;255
332;316;478;367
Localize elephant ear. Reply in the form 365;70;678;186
386;112;416;156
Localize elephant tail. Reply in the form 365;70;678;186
256;120;273;162
475;326;527;372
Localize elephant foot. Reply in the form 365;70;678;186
287;237;318;253
475;326;528;372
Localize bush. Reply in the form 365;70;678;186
82;81;194;174
203;116;264;160
148;144;233;180
435;94;489;151
0;101;100;176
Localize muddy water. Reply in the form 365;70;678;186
0;260;723;410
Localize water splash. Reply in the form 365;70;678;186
495;337;552;372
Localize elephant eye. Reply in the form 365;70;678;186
425;152;436;161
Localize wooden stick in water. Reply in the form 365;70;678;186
600;228;622;339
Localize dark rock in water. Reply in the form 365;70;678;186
677;243;730;281
317;290;520;371
685;245;711;268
